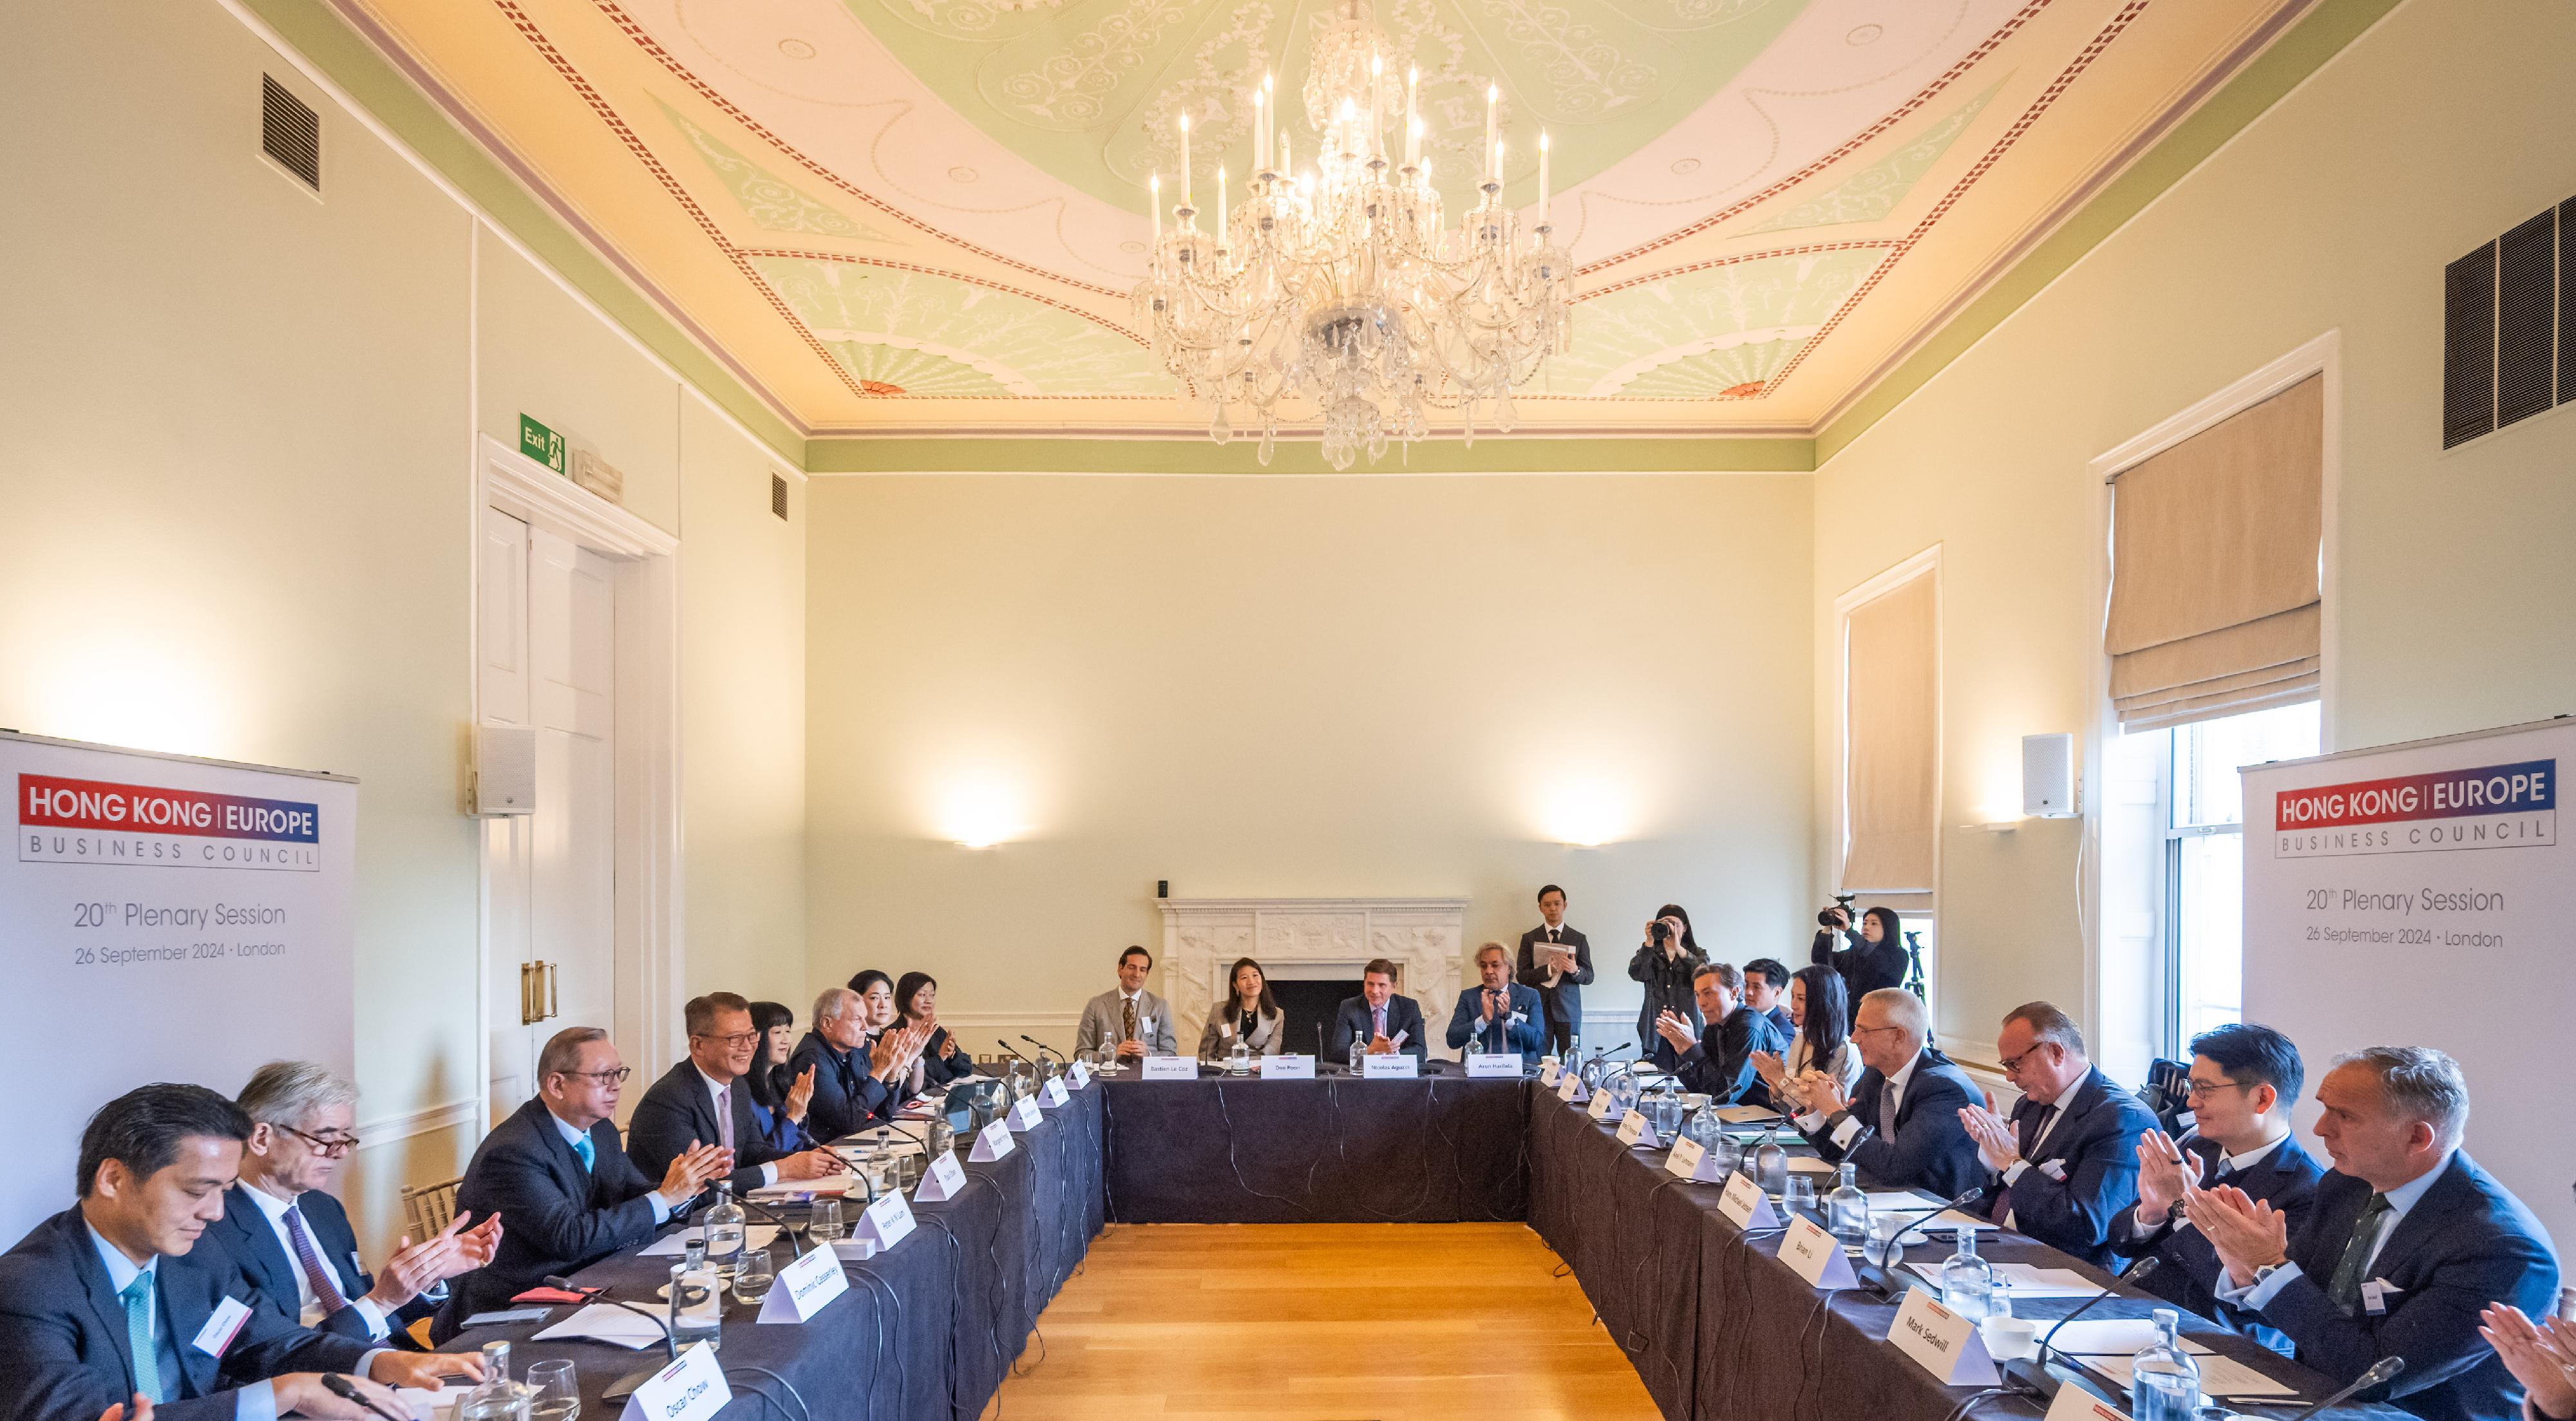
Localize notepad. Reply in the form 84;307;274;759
750;1176;855;1200
2042;1319;2217;1357
2081;1351;2300;1399
531;1302;670;1350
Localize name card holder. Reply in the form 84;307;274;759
1586;1090;1619;1122
913;1151;968;1203
1359;1054;1420;1079
1557;1071;1587;1103
1539;1062;1562;1087
1040;1078;1070;1107
1141;1057;1200;1081
1066;1060;1091;1089
621;1341;730;1421
2045;1388;2134;1421
757;1246;849;1323
1777;1214;1859;1290
1465;1053;1522;1079
1664;1136;1729;1182
1717;1171;1782;1230
1007;1095;1044;1131
854;1188;916;1251
1886;1287;1999;1386
967;1119;1014;1162
1258;1054;1316;1079
1615;1110;1662;1149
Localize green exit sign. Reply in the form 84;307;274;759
518;414;566;474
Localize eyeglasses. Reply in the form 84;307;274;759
2184;1078;2252;1101
1850;1022;1906;1039
277;1123;360;1158
694;1031;764;1048
1998;1045;2054;1074
561;1066;634;1084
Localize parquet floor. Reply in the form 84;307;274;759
984;1223;1663;1420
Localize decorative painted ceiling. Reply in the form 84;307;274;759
337;0;2313;440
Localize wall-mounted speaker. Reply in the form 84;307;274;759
2022;733;2076;818
472;724;536;816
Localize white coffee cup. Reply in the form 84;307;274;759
1980;1315;2039;1362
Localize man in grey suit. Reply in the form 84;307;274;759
1074;946;1177;1061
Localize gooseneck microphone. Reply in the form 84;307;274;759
1861;1184;1991;1300
547;1273;679;1402
1020;1035;1065;1062
997;1039;1037;1067
318;1375;410;1421
2038;1254;2161;1362
731;1194;810;1249
2000;1255;2165;1401
2282;1357;2404;1420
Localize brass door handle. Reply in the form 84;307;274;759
518;961;542;1025
545;960;559;1021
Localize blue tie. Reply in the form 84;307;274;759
120;1274;163;1404
572;1131;596;1172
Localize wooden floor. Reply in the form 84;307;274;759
984;1223;1662;1420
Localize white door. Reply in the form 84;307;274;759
481;508;619;1123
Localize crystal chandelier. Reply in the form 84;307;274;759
1132;4;1573;469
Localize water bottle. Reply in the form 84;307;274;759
1752;1130;1788;1198
1939;1226;1998;1323
457;1341;529;1421
703;1181;746;1279
1349;1038;1368;1076
1826;1162;1871;1251
1229;1038;1251;1075
669;1257;723;1352
2131;1308;2204;1421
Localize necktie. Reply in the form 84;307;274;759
120;1274;163;1404
715;1085;735;1151
2325;1193;2394;1313
1122;997;1138;1044
1879;1077;1900;1142
283;1203;350;1315
1373;1006;1387;1040
572;1131;596;1172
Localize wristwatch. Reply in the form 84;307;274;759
2251;1261;2286;1289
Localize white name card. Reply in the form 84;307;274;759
1615;1110;1662;1149
1466;1053;1523;1078
968;1118;1014;1162
2045;1387;2134;1421
1887;1287;1999;1387
1557;1071;1587;1103
1007;1095;1044;1131
1539;1062;1562;1087
1777;1214;1861;1290
757;1245;849;1323
1718;1171;1781;1230
1664;1136;1729;1182
192;1296;252;1358
855;1187;916;1250
1258;1053;1316;1079
913;1150;967;1203
1066;1060;1090;1089
1360;1054;1420;1078
1586;1090;1619;1122
1141;1056;1199;1080
1040;1077;1070;1107
621;1341;730;1421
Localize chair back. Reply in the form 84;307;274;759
401;1176;462;1240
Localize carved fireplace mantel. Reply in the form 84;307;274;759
1154;897;1469;1060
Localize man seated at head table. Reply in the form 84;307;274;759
435;1026;735;1340
1790;986;1985;1198
0;1084;478;1421
1447;943;1546;1058
2107;1022;2324;1355
1074;946;1179;1062
1653;962;1786;1107
1956;1001;2158;1268
1329;960;1428;1065
628;993;843;1201
791;987;931;1142
208;1062;502;1348
2193;1046;2558;1421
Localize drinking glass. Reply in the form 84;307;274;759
1783;1176;1817;1214
732;1245;775;1304
898;1152;924;1190
808;1198;843;1243
1864;1212;1909;1270
527;1360;578;1421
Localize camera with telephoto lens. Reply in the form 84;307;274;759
1649;919;1672;945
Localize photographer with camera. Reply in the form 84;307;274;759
1812;903;1910;1004
1627;905;1708;1070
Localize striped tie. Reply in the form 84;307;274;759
120;1274;163;1404
284;1203;350;1315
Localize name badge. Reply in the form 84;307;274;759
192;1296;252;1357
2045;1387;2134;1421
967;1118;1014;1162
1066;1060;1091;1089
855;1189;916;1250
1007;1095;1044;1131
1718;1171;1781;1230
1141;1056;1199;1080
621;1341;730;1421
1586;1090;1618;1122
1258;1054;1316;1079
1041;1077;1070;1107
2362;1279;2398;1315
1665;1136;1729;1182
757;1246;849;1324
913;1150;968;1203
1359;1053;1419;1078
1615;1110;1661;1149
1465;1054;1522;1079
1886;1287;1999;1386
1778;1214;1860;1290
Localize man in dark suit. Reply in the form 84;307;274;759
790;988;928;1142
1957;1001;2157;1268
2193;1046;2559;1421
628;993;842;1199
0;1084;468;1421
1327;959;1428;1066
1446;943;1546;1057
1654;963;1786;1106
1793;986;1985;1198
436;1027;733;1339
209;1062;501;1349
2107;1023;2323;1354
1515;885;1594;1055
1741;959;1796;1042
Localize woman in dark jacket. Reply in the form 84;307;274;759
895;971;976;1093
1628;903;1709;1071
1814;905;1911;1002
744;999;816;1151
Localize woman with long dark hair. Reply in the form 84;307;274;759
1755;965;1862;1112
896;970;974;1093
743;1000;815;1150
1627;903;1709;1070
1813;905;1911;1002
1197;957;1286;1060
848;969;898;1039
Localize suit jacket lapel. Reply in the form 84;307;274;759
67;1214;144;1395
2364;1154;2468;1285
161;1253;220;1397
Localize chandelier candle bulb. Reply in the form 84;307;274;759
1484;84;1498;180
1405;68;1419;165
1251;86;1265;174
1537;131;1549;230
1179;113;1191;207
1216;167;1227;256
1368;54;1382;164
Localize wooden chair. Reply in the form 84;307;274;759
401;1176;462;1241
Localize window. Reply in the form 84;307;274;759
2155;700;2320;1055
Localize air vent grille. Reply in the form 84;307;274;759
261;75;320;191
771;473;789;521
2444;192;2573;449
2495;211;2555;429
2443;243;2495;450
2561;197;2575;410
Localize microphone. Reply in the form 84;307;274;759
546;1274;678;1402
318;1375;408;1421
1861;1185;1991;1300
1317;1021;1328;1069
2002;1256;2164;1401
1020;1035;1065;1061
732;1194;810;1250
2281;1357;2403;1420
2039;1255;2161;1360
997;1038;1036;1065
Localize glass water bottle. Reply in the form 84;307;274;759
1939;1225;1999;1322
457;1341;529;1421
702;1180;746;1279
1826;1162;1872;1251
1752;1129;1789;1198
2130;1308;2204;1421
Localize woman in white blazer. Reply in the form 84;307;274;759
1197;957;1287;1060
1755;964;1863;1112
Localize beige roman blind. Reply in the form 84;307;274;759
1842;571;1937;894
2106;375;2323;731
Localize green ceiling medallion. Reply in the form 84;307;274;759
1542;247;1880;397
845;0;1810;214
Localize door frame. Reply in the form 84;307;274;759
474;433;683;1125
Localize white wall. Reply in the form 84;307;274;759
804;473;1817;1051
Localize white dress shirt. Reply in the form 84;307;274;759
86;1222;386;1421
1796;1049;1916;1134
2220;1149;2452;1312
547;1111;672;1224
236;1183;390;1339
696;1064;780;1187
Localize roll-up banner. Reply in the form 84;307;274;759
2241;716;2568;1255
2;731;355;1242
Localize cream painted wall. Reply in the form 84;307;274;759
1810;0;2576;1060
1;2;809;1251
804;473;1815;1051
